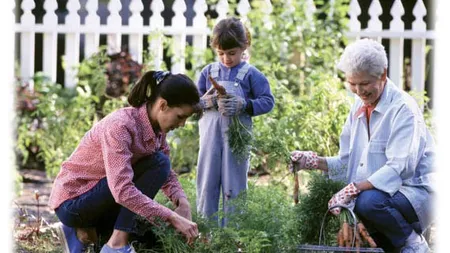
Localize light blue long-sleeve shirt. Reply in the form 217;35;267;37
326;79;435;230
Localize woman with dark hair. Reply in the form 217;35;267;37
49;71;201;253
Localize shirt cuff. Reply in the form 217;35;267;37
245;100;253;115
367;165;403;196
171;191;188;205
149;205;174;223
175;196;188;206
325;156;347;182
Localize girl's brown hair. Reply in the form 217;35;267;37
127;71;200;108
210;17;251;50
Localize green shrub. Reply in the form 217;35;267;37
136;180;297;253
293;172;346;245
15;73;96;177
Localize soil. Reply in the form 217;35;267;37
13;169;59;225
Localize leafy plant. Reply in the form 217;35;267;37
293;172;346;245
134;179;297;253
228;116;253;162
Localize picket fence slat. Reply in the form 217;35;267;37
14;0;435;101
171;0;187;74
84;0;100;58
20;0;35;85
388;0;405;89
129;0;144;63
216;0;229;23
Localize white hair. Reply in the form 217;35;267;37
337;38;388;78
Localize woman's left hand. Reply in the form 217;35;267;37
328;183;361;215
174;198;192;221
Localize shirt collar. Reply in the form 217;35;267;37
219;61;247;70
354;78;392;119
138;103;158;142
372;78;394;115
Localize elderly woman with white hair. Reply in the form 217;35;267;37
290;38;434;252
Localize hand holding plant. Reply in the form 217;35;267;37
208;75;253;162
289;150;319;172
168;211;199;245
200;93;218;110
328;183;361;215
217;94;247;117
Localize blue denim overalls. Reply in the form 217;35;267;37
196;62;252;227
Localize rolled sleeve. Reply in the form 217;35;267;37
368;164;403;196
161;170;188;204
326;156;348;182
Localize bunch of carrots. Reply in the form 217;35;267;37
337;209;377;250
208;76;253;162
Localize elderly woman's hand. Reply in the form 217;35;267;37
289;151;319;172
328;183;361;215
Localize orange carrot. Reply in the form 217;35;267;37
293;172;299;204
355;226;362;253
343;221;350;247
337;228;344;247
347;222;353;248
208;75;227;96
357;222;377;248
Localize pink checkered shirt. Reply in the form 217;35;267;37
48;103;186;223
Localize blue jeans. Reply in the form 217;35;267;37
354;189;421;252
55;151;171;236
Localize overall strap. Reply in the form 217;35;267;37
235;62;251;82
210;62;220;79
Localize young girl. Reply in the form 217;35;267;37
48;71;200;253
197;17;275;226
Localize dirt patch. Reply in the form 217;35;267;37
13;169;58;224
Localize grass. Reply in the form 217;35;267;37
14;226;63;253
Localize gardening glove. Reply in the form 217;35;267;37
289;151;319;172
328;183;361;216
218;94;247;116
200;93;218;110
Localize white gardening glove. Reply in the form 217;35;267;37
289;151;319;172
328;183;361;216
217;94;247;116
200;94;218;110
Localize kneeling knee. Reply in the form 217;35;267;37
354;190;385;217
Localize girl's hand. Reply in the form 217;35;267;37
200;93;218;110
174;198;192;221
217;94;247;116
168;211;199;244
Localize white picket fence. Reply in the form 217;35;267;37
14;0;435;95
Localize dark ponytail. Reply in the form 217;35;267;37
127;70;200;108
